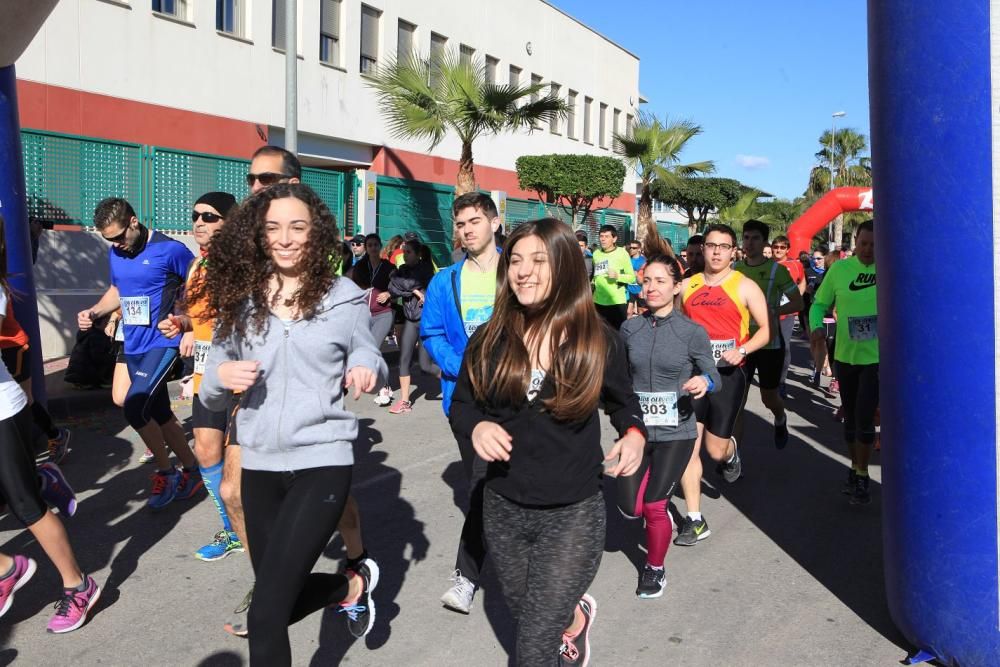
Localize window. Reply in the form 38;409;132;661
397;20;416;60
509;65;521;88
216;0;246;36
549;83;561;134
360;5;380;74
431;32;447;61
460;44;475;67
531;74;543;128
583;97;593;144
153;0;188;20
566;91;577;140
613;108;621;138
626;113;634;137
599;103;608;148
485;56;499;85
272;0;286;49
319;0;341;65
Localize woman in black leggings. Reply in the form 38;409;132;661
387;240;439;413
618;256;720;599
451;219;646;666
197;184;388;666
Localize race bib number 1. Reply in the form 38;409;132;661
710;338;735;364
848;315;877;341
637;391;678;426
120;296;150;326
193;340;211;375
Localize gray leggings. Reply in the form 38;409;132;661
484;488;605;667
399;319;439;377
369;310;395;347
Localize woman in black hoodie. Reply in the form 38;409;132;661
450;218;646;667
387;240;439;413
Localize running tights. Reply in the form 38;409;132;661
483;488;605;667
835;361;879;445
398;319;439;378
0;405;46;525
242;465;353;667
123;348;178;430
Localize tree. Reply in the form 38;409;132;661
746;198;805;234
804;127;872;247
366;51;566;196
613;111;714;250
652;177;746;236
515;154;626;228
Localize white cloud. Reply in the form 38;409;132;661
735;154;771;170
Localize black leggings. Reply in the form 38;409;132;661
0;405;47;525
2;345;59;438
242;465;353;667
835;361;879;445
398;319;439;378
484;488;605;667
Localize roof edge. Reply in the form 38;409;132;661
538;0;640;61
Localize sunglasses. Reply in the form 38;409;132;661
192;211;225;223
102;227;129;244
351;241;365;246
246;172;291;187
771;244;789;250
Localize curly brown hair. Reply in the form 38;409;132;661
191;183;341;339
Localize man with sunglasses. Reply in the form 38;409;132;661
771;235;806;396
77;198;200;510
246;145;301;193
626;241;646;317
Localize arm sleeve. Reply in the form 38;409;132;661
600;332;647;438
346;301;389;387
809;265;837;330
198;331;240;412
688;324;721;390
420;273;465;379
618;251;637;285
777;265;797;296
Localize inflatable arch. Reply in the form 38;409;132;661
786;187;873;257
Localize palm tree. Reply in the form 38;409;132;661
805;127;872;246
613;112;715;249
366;51;566;196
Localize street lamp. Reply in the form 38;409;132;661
828;111;846;251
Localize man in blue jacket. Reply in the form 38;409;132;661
421;192;501;615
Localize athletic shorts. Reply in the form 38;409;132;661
744;347;784;391
694;365;747;440
192;392;238;433
114;343;126;365
1;344;30;383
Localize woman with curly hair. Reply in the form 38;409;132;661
196;183;388;666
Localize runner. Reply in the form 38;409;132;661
387;239;439;414
421;192;501;614
591;224;636;329
734;220;803;449
683;235;705;278
809;220;878;504
576;230;594;280
77;198;201;509
450;218;646;666
156;191;245;561
626;240;646;318
806;249;829;385
198;183;386;664
769;234;807;396
350;233;395;407
619;255;719;598
674;223;771;545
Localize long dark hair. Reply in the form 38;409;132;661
191;183;341;339
465;218;607;421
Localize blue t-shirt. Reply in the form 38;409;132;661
627;255;646;296
109;230;194;355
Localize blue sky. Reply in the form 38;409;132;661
554;0;871;200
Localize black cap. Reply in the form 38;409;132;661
350;235;366;244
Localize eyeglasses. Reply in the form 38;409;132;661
704;242;734;252
246;172;291;187
191;211;225;223
102;227;129;244
629;245;641;251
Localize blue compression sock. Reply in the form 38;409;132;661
199;461;232;533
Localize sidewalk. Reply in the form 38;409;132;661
0;340;907;666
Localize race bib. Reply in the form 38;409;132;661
637;391;678;427
526;369;545;402
593;259;609;277
114;320;125;342
710;338;736;364
779;293;790;307
193;340;211;375
120;296;150;326
848;315;877;341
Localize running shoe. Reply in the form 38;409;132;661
147;469;181;510
139;448;155;464
841;469;858;495
829;378;840;395
388;399;412;415
673;516;711;546
47;429;71;464
223;621;249;638
46;575;101;634
373;386;393;407
636;565;666;599
774;418;789;450
38;462;78;517
174;468;204;501
339;557;380;638
558;593;596;666
810;369;822;388
440;569;476;614
721;438;742;483
850;475;872;505
0;555;37;619
195;530;244;562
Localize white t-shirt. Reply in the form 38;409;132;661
0;351;27;422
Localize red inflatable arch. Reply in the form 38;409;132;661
787;186;873;256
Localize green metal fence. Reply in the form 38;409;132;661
375;176;455;266
301;167;346;227
505;197;634;245
657;220;690;250
150;147;250;230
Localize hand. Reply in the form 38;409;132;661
179;331;195;357
157;315;183;339
412;289;424;303
344;366;377;399
721;349;745;366
77;309;96;331
604;429;645;477
683;375;709;399
810;329;825;344
607;268;619;280
218;360;261;392
471;422;513;462
376;291;391;305
103;317;119;338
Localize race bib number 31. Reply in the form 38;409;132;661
637;391;678;427
710;338;735;364
120;296;150;326
193;340;211;375
848;315;877;341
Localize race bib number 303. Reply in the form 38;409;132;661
193;340;211;375
120;296;151;326
848;315;877;341
637;391;678;427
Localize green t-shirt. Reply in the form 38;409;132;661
591;246;636;306
809;256;877;365
735;258;797;349
460;263;498;338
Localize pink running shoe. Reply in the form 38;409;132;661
0;555;37;619
47;575;101;634
388;400;412;415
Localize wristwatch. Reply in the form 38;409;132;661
738;346;747;357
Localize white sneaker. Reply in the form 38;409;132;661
440;569;476;614
373;386;393;407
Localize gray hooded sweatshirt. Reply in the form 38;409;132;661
199;278;388;472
